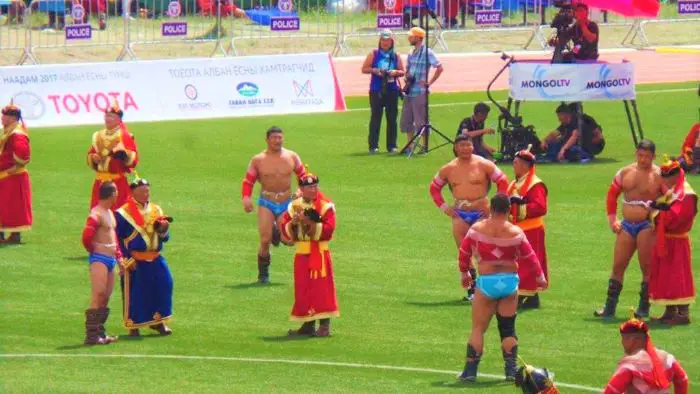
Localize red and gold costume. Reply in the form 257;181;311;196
0;103;32;235
605;316;688;394
507;148;548;297
649;158;697;312
279;174;339;325
87;103;138;209
680;123;698;170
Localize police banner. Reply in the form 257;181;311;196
0;53;347;128
509;62;636;101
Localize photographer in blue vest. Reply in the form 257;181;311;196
361;29;406;155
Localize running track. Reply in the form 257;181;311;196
332;49;700;97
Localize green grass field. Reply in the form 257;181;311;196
0;82;698;392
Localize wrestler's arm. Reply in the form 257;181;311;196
485;161;508;193
458;231;474;288
291;152;306;181
606;168;625;232
430;165;453;217
81;212;99;253
241;157;259;212
671;360;689;394
604;368;633;394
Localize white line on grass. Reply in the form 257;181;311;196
0;353;602;392
345;87;696;113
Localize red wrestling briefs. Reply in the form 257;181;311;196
430;174;448;211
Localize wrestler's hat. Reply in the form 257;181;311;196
515;144;536;164
619;309;670;389
299;164;319;187
105;99;124;118
129;171;149;189
659;154;681;178
514;357;557;394
2;99;22;119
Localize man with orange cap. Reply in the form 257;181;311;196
279;168;339;337
0;101;32;245
400;26;443;154
679;122;699;174
507;146;549;310
87;101;139;210
604;313;688;394
648;156;697;325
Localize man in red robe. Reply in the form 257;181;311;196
679;123;699;174
279;169;339;337
507;146;548;310
648;156;697;325
87;101;139;210
604;314;688;394
0;102;32;245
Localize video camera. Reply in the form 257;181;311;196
549;0;575;63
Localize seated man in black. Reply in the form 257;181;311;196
455;102;496;160
566;3;599;61
541;103;605;163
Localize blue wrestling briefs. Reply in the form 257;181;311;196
621;220;651;238
258;196;291;218
89;253;117;272
457;210;484;225
476;273;519;300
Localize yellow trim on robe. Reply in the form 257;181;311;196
516;217;544;232
517;204;527;221
665;232;689;239
95;172;125;181
650;297;695;306
116;203;164;251
518;289;538;297
0;224;31;232
289;310;340;323
295;241;330;254
12;153;29;165
311;223;323;241
0;167;26;180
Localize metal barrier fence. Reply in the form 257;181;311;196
0;0;698;64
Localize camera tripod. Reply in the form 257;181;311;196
399;2;453;158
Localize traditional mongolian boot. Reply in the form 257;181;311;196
635;282;650;318
669;305;691;326
651;306;677;324
288;321;315;337
150;323;172;335
458;344;481;382
518;294;540;310
314;319;331;337
129;329;141;337
84;309;108;345
594;279;622;318
257;254;270;284
97;307;118;343
503;345;518;381
2;233;21;245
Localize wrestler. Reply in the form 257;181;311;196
81;182;120;345
595;139;664;319
430;134;508;300
604;314;688;394
241;126;306;284
457;194;546;382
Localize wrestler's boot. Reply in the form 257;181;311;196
635;282;650;318
458;344;481;382
96;308;118;343
288;321;316;337
594;279;622;318
84;309;108;345
314;319;330;337
271;224;281;247
518;294;540;310
670;305;691;325
257;254;270;284
502;345;518;381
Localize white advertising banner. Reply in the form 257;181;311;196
509;62;636;101
0;53;347;128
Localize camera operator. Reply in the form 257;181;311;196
541;103;605;163
456;102;497;160
550;3;599;62
362;29;405;155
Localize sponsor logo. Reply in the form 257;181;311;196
184;84;198;100
229;82;274;108
45;91;139;114
520;79;571;88
237;82;259;97
585;78;632;89
10;91;46;120
291;80;323;105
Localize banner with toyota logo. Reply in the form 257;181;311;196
0;53;346;128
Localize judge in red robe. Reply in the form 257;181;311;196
648;156;697;325
0;102;32;245
507;147;548;310
604;315;688;394
679;122;699;174
87;102;139;209
279;170;339;337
